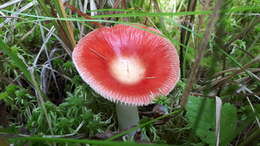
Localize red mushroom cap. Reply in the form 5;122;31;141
72;24;180;106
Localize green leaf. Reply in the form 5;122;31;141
220;103;237;145
186;96;215;145
186;96;237;146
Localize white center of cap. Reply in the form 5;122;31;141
110;57;145;84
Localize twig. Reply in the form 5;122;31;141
180;0;224;107
199;56;260;90
179;0;197;78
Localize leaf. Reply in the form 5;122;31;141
186;96;237;146
220;103;237;145
186;96;215;145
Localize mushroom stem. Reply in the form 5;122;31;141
116;103;140;136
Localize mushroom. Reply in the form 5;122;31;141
72;24;180;137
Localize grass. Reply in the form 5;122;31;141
0;0;259;145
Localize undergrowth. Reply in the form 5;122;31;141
0;0;259;145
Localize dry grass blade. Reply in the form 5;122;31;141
53;0;76;51
215;96;222;146
212;68;260;78
0;0;23;9
36;0;76;53
0;0;36;28
199;55;260;90
89;0;97;16
33;26;55;66
0;0;259;145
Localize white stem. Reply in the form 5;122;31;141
116;103;140;136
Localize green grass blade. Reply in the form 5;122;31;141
10;136;168;146
0;39;32;83
91;11;212;18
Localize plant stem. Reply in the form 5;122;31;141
116;103;140;137
180;0;223;107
